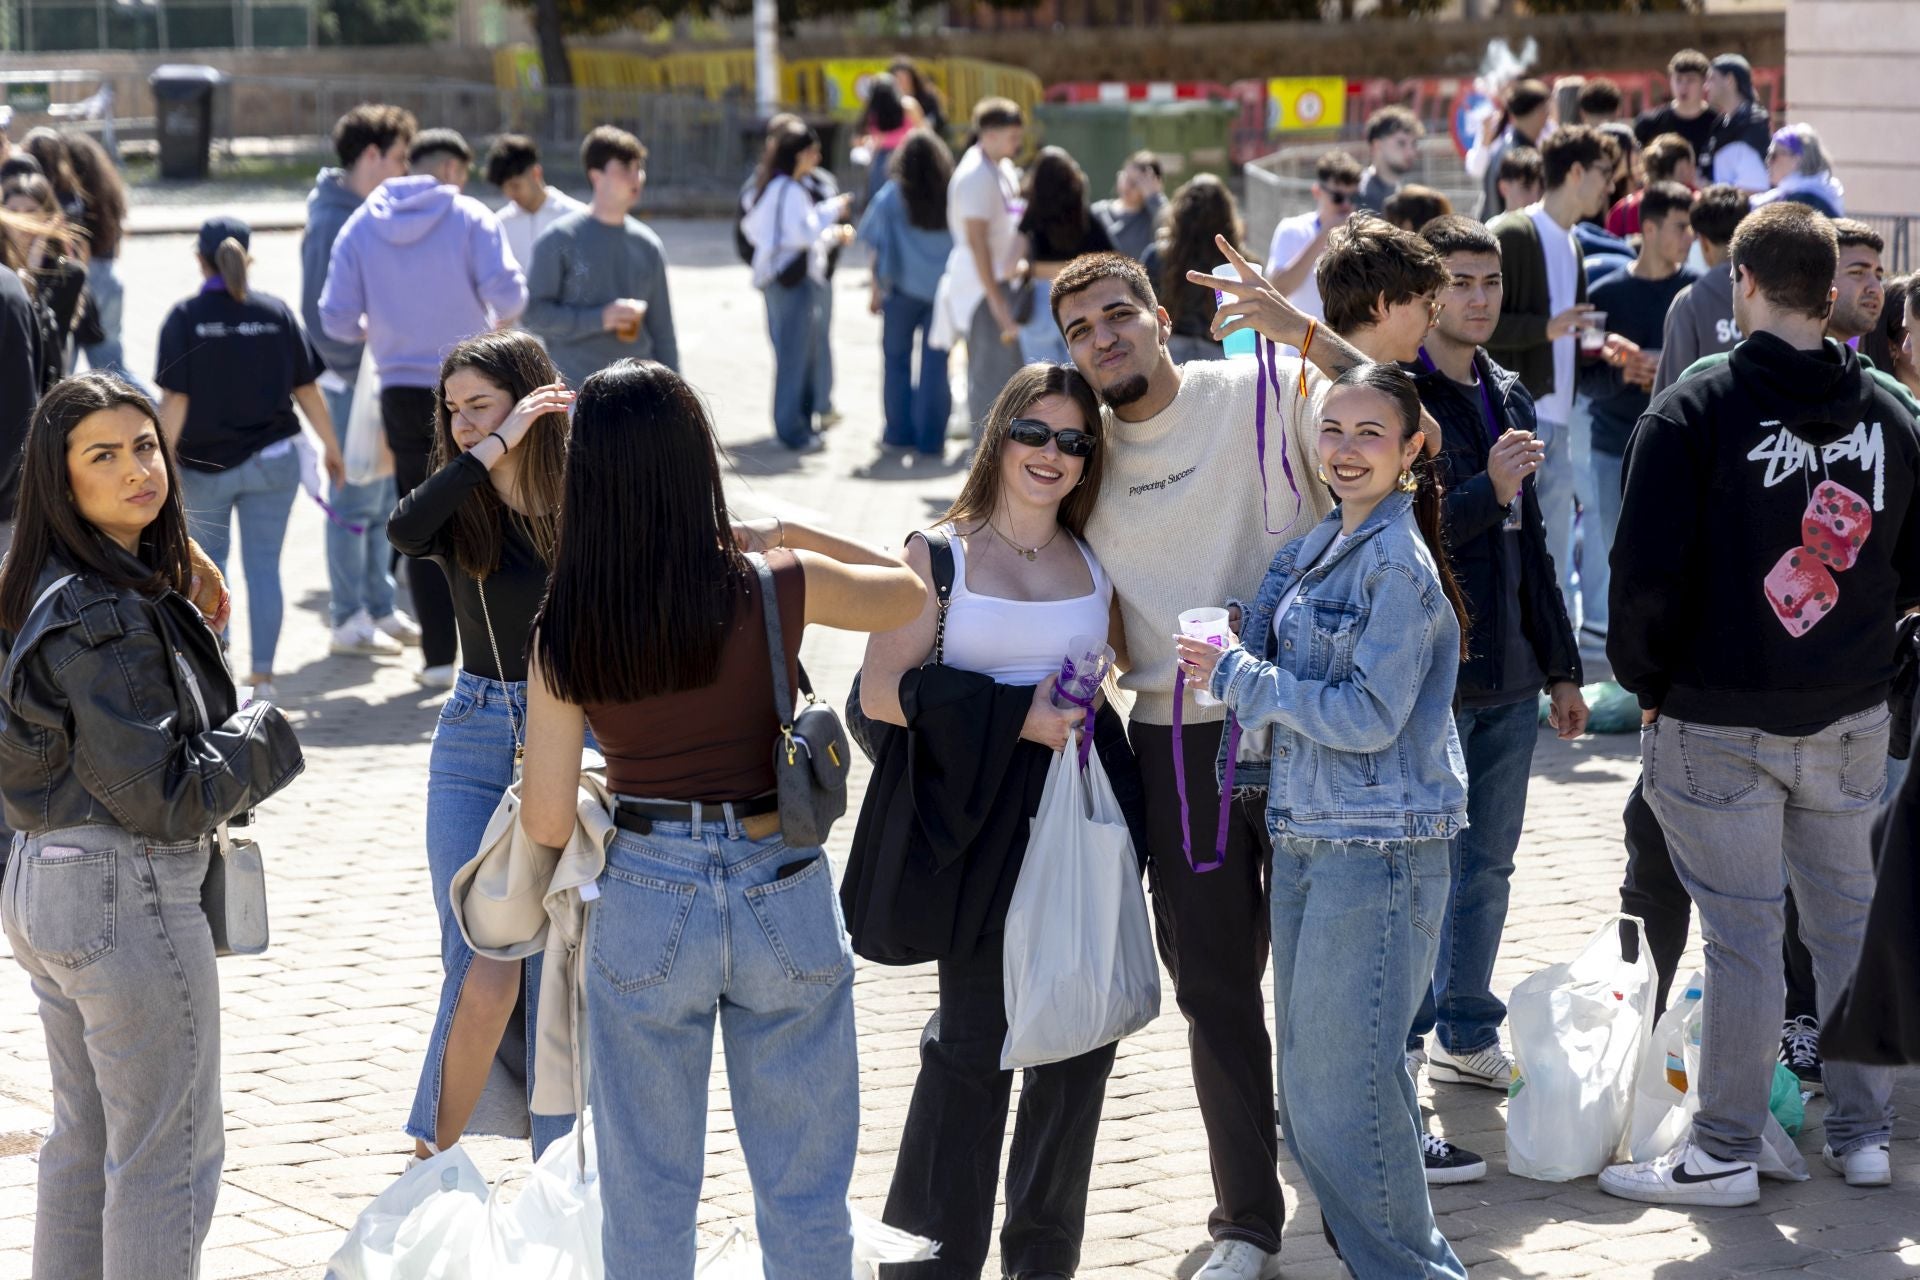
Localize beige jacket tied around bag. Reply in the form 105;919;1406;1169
449;756;614;1118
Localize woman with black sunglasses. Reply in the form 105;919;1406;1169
859;362;1145;1280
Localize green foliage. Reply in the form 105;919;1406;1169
318;0;453;45
1170;0;1321;16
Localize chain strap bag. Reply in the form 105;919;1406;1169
475;576;525;783
843;528;954;762
755;555;849;846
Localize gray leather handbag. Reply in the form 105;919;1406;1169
204;820;269;956
755;555;850;847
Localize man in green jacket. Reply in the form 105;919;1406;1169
1485;124;1617;617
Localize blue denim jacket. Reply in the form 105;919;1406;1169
1209;491;1469;844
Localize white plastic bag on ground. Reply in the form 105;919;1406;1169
325;1144;491;1280
344;351;392;485
1506;914;1654;1181
479;1111;602;1277
1624;971;1809;1181
1001;735;1160;1071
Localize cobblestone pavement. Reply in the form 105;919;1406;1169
0;212;1914;1279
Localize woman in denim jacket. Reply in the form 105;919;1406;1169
1177;362;1469;1279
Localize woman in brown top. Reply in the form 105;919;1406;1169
519;359;922;1276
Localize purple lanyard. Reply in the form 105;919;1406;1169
1170;674;1239;873
1417;346;1502;446
1254;334;1304;535
1053;684;1097;770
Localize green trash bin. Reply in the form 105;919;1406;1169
1034;100;1239;195
1031;103;1135;201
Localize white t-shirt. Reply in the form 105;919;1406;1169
1527;203;1580;425
1272;532;1350;640
942;146;1021;332
1264;210;1326;322
498;187;585;274
1711;141;1769;193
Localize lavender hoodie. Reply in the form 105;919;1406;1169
319;175;527;389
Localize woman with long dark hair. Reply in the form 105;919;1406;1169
0;373;302;1280
3;173;87;385
517;359;922;1274
858;128;955;456
386;329;575;1161
20;128;83;220
61;130;138;387
857;76;920;209
890;55;947;141
1014;146;1113;364
1142;174;1243;365
742;119;855;450
157;216;343;702
1176;362;1469;1280
857;362;1144;1280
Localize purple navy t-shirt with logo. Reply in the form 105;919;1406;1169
155;285;322;473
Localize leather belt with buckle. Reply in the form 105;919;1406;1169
613;793;782;841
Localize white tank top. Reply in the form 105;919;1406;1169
939;523;1112;685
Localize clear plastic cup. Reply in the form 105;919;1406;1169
1578;310;1608;353
1178;606;1231;706
1053;634;1115;710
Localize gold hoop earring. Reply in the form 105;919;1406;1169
1398;468;1418;493
1316;465;1330;484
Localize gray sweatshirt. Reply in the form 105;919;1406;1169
300;168;366;379
1652;260;1739;396
522;209;679;388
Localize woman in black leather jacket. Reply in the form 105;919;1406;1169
0;372;303;1280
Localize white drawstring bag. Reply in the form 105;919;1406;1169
1506;914;1654;1182
1001;734;1160;1070
344;351;392;485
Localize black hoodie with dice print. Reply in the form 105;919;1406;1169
1608;332;1920;735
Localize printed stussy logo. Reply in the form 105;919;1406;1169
1751;418;1883;637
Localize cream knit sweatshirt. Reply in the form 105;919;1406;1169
1085;357;1333;725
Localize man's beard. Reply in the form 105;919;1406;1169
1100;371;1151;408
1387;154;1417;179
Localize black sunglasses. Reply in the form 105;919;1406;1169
1007;418;1097;457
1325;189;1355;206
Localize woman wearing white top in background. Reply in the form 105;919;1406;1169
741;119;854;452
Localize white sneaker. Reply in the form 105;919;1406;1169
1599;1137;1760;1207
1192;1239;1281;1280
248;680;277;703
1407;1045;1428;1087
374;609;423;647
330;611;403;656
1428;1040;1514;1091
1823;1143;1891;1187
418;663;457;689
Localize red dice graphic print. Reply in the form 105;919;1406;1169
1764;547;1839;637
1801;480;1872;571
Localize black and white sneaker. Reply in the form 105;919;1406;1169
1422;1133;1487;1184
1779;1015;1825;1095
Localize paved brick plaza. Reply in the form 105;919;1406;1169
0;211;1913;1278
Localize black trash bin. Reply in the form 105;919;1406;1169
149;65;223;180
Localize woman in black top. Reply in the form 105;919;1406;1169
386;329;576;1162
1015;146;1114;363
156;216;344;701
3;173;87;385
1141;174;1245;365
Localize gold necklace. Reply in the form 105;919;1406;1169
988;518;1061;562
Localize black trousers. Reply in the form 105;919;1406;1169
880;933;1115;1280
380;386;458;668
1128;718;1283;1253
1618;773;1820;1022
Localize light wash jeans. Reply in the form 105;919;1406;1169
587;817;857;1278
1566;394;1606;634
320;383;398;628
812;272;836;418
178;444;301;675
3;825;221;1280
79;257;155;399
1017;277;1070;365
1410;697;1539;1055
410;672;573;1156
1642;707;1896;1163
879;290;950;454
764;277;824;448
1272;837;1465;1280
1532;416;1575;625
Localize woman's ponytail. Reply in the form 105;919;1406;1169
215;236;249;303
1408;451;1471;660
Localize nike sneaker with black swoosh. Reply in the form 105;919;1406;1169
1599;1137;1760;1206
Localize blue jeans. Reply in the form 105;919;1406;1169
79;257;154;398
880;291;951;454
408;672;573;1157
1017;278;1070;365
587;818;857;1278
1533;416;1575;624
765;277;823;447
1587;446;1623;635
1272;837;1464;1280
321;383;398;627
813;273;835;417
1409;698;1539;1054
1566;395;1606;633
178;444;300;674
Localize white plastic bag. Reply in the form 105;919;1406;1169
344;351;392;485
479;1112;602;1277
325;1144;491;1280
1001;735;1160;1070
1506;914;1654;1181
1623;972;1809;1180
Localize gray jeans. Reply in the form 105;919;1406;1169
1642;707;1895;1163
2;825;222;1279
965;287;1024;442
